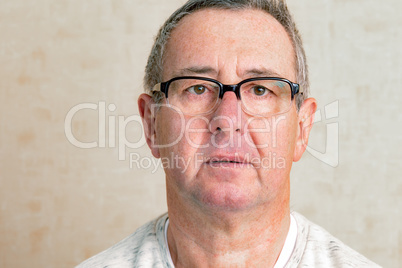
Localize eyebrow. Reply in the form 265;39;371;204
243;68;282;78
172;66;282;79
173;66;218;77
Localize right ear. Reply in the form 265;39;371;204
138;93;160;158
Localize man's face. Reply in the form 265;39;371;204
141;9;314;212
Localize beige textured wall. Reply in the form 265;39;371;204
0;0;400;267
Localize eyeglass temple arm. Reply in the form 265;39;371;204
293;83;303;96
152;83;161;92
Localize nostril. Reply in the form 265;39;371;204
216;127;222;132
235;128;240;132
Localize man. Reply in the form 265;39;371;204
78;0;380;267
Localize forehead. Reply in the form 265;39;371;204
163;8;296;81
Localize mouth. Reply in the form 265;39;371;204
204;154;252;168
208;160;242;164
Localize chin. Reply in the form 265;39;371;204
194;183;259;212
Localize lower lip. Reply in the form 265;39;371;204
205;162;252;168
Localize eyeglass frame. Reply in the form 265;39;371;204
152;76;302;115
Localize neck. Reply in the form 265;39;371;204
166;189;290;267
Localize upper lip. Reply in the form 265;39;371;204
205;153;249;164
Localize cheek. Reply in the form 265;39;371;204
155;109;185;148
155;111;209;179
183;116;211;148
246;114;297;159
248;115;296;194
272;115;298;155
156;111;211;149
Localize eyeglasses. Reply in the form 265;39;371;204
152;76;302;116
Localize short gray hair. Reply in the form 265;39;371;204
144;0;309;110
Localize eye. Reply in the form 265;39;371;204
252;86;269;96
188;85;206;95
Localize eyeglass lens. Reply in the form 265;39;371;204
166;78;292;116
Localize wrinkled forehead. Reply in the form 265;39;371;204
162;8;296;81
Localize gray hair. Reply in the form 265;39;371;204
144;0;309;110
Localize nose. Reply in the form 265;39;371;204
208;91;243;134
